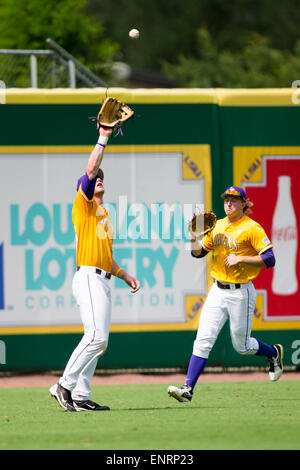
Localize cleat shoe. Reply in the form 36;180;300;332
167;384;193;403
73;399;110;412
49;383;75;412
268;344;284;381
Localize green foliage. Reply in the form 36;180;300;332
0;0;119;82
2;0;300;87
163;29;300;88
88;0;300;87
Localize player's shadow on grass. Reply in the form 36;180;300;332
110;406;227;411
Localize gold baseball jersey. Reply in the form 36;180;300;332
72;186;113;272
201;215;272;283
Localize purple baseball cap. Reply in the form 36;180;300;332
221;185;247;201
76;168;104;191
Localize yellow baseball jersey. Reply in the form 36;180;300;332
201;215;272;283
72;186;113;272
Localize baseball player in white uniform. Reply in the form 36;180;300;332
168;186;283;403
50;126;140;411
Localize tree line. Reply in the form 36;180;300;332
1;0;300;87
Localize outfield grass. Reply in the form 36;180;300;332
0;380;299;450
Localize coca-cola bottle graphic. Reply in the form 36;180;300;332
272;175;298;295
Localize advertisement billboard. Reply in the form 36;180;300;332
0;144;212;334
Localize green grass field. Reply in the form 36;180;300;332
0;380;299;450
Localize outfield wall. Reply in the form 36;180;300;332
0;87;299;371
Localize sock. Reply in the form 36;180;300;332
185;354;207;390
255;339;276;358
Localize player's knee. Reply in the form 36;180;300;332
95;344;107;358
85;332;108;355
193;340;211;359
235;347;248;355
232;336;258;356
93;337;108;352
232;343;254;356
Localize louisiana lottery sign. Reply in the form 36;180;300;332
0;144;212;333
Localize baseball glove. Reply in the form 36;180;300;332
96;97;134;133
188;211;217;240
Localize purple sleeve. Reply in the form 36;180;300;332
260;248;276;268
78;173;97;200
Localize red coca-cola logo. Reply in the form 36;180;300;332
272;226;297;241
245;156;300;318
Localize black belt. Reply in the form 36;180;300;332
217;280;240;290
76;266;111;279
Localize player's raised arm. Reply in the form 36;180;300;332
86;97;134;179
86;126;112;179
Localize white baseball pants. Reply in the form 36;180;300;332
193;280;259;359
59;266;111;401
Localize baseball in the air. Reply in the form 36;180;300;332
129;28;140;39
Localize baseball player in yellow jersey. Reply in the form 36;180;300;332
50;126;140;412
168;185;283;403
